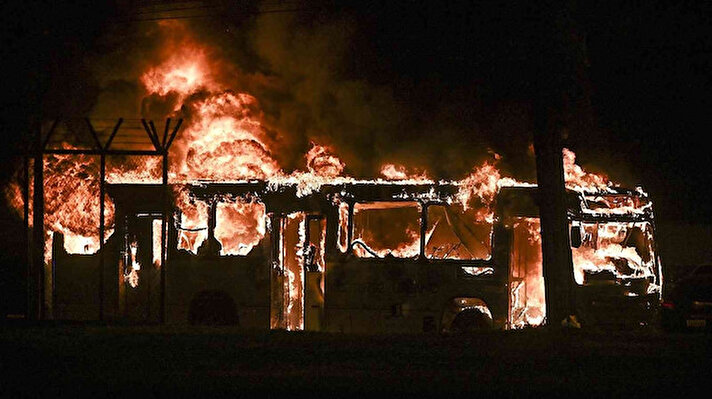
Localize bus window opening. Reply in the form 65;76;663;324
352;202;421;258
425;204;492;260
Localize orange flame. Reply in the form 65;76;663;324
142;51;212;98
563;148;611;191
215;200;266;256
174;186;208;254
457;160;528;223
140;21;219;102
174;92;281;181
306;143;345;177
379;164;429;181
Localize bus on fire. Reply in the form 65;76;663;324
51;181;661;331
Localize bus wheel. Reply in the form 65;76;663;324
188;290;239;326
451;308;492;332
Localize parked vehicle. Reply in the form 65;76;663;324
661;264;712;331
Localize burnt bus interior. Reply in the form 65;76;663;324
569;189;662;327
50;182;660;331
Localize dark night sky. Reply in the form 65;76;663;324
1;1;712;310
342;1;712;223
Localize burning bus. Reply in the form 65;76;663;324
8;21;661;330
48;175;661;331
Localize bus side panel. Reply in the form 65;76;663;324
166;244;271;327
324;259;508;333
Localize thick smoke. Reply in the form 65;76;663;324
12;2;642;188
82;10;506;180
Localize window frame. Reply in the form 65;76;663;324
348;200;423;259
423;202;495;262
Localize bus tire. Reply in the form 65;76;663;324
188;290;239;326
451;308;492;332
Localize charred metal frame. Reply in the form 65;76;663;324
27;118;182;322
102;180;659;329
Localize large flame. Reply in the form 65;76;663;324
306;143;345;177
43;152;114;260
215;200;266;256
174;92;281;181
457;161;527;223
140;21;220;103
563;148;611;191
141;49;214;99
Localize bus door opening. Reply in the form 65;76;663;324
270;212;325;331
304;215;325;331
508;217;546;328
120;213;163;323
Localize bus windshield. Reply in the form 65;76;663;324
571;221;658;289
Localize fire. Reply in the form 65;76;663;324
571;221;657;286
306;143;345;177
352;202;421;259
281;212;306;331
509;218;545;328
380;164;406;180
142;55;210;98
215;200;266;256
380;164;429;181
152;219;162;266
174;92;281;181
0;20;657;329
140;21;219;102
106;156;163;184
3;165;30;227
337;201;349;253
43;152;113;259
563;148;611;191
125;241;140;288
174;186;208;254
457;160;527;223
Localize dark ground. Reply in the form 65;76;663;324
1;324;710;397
